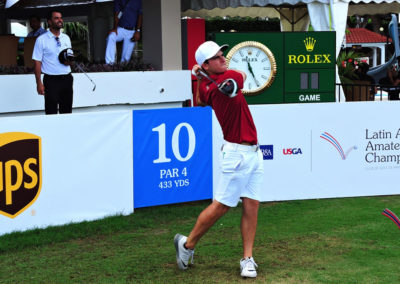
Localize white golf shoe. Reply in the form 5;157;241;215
240;257;258;278
174;234;194;270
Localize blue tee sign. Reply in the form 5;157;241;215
133;107;212;208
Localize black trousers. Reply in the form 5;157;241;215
43;73;73;114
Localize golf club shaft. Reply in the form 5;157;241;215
198;70;220;88
75;63;96;91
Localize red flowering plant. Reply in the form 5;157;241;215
337;50;366;85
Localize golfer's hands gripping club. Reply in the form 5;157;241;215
191;64;203;79
192;65;238;98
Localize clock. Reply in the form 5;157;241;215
226;41;277;95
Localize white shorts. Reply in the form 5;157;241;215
214;142;264;207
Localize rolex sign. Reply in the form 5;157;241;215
214;31;336;104
284;32;336;103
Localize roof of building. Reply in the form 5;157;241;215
346;27;390;44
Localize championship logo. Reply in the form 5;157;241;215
320;132;357;160
0;132;42;218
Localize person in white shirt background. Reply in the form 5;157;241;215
32;10;74;114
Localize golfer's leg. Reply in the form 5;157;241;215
185;200;230;249
241;197;259;258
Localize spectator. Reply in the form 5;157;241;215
355;62;376;100
356;63;374;83
27;15;47;37
380;58;400;100
387;59;400;85
32;11;74;114
105;0;142;64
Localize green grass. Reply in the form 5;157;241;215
0;196;400;283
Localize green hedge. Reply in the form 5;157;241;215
205;17;280;37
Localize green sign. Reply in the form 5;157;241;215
214;32;336;104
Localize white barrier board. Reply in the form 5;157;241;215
0;111;133;235
0;70;191;113
213;101;400;201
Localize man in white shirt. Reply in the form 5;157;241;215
32;10;74;114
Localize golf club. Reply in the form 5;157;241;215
74;62;96;92
59;48;96;92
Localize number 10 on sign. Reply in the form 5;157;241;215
152;122;196;163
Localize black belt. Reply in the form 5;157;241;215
44;73;72;78
118;25;135;31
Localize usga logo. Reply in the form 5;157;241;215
259;145;273;160
283;148;303;155
0;132;42;218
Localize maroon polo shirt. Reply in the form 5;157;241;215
198;69;258;145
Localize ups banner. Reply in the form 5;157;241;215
0;111;133;236
0;132;41;218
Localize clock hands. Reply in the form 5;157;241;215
247;58;260;87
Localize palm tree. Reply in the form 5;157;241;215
63;22;88;41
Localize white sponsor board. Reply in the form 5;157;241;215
0;71;191;113
0;111;133;236
213;101;400;201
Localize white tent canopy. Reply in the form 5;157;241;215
182;0;400;32
182;0;400;15
5;0;18;8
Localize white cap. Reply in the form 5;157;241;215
195;41;228;66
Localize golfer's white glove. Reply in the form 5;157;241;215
191;65;203;79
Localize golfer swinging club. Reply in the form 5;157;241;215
174;41;264;278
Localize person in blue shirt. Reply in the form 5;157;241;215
27;15;47;37
105;0;142;64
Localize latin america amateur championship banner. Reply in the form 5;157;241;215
133;107;213;208
212;101;400;202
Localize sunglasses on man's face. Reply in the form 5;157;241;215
205;54;224;64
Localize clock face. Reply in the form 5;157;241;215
226;41;277;95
